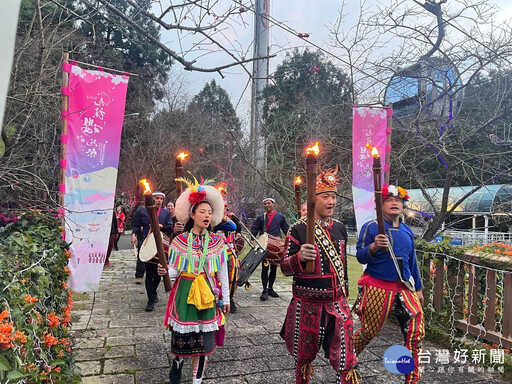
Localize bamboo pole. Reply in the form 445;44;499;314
372;152;385;235
305;148;318;273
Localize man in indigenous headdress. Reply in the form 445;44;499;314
353;184;424;384
280;166;360;384
251;197;289;301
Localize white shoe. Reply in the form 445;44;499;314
192;378;202;384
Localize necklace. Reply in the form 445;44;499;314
186;229;210;274
317;218;332;228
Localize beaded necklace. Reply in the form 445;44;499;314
186;229;210;274
317;218;332;228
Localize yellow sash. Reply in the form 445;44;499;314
182;271;215;310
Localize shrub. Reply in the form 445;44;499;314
0;211;80;383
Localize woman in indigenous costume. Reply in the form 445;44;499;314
158;177;230;384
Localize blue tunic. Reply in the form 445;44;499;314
356;218;422;291
250;211;289;238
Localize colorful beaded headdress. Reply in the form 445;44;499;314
316;165;341;194
174;175;224;226
382;184;409;202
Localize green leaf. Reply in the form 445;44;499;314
22;303;35;312
7;370;24;380
51;359;65;366
0;355;10;371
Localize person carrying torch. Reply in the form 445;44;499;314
131;180;174;312
353;146;424;384
280;160;360;384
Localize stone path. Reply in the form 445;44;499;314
70;236;510;383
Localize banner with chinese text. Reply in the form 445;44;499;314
63;63;129;291
352;106;390;234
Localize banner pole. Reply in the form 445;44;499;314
60;52;69;223
384;102;393;186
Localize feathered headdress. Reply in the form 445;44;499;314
174;174;224;226
316;165;341;194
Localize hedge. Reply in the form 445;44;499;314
0;211;80;383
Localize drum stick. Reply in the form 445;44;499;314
238;220;266;250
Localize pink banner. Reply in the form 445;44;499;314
352;106;390;234
63;64;129;292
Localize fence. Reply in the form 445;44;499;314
443;231;512;247
419;249;512;349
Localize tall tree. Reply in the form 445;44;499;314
260;49;353;214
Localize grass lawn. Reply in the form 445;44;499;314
347;255;364;305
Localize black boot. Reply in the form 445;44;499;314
170;357;183;384
260;289;268;301
267;288;279;298
230;301;237;313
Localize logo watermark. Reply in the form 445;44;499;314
383;345;415;374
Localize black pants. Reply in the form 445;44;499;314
261;262;277;291
135;241;145;278
144;262;161;303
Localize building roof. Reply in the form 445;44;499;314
407;184;512;216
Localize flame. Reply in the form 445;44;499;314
177;152;189;161
295;176;302;185
306;142;320;156
139;179;152;194
365;143;379;157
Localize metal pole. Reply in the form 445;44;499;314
250;0;270;172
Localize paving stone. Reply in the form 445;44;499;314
103;354;169;374
135;367;171;384
76;360;102;376
229;343;288;360
81;374;135;384
73;336;106;349
135;342;172;356
105;345;136;359
106;334;165;346
75;347;108;362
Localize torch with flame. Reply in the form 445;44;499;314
305;142;320;273
366;144;386;236
140;179;152;195
294;176;303;218
175;151;190;199
138;178;172;291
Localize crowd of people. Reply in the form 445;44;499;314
106;169;424;384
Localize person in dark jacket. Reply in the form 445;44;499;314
131;191;173;312
104;208;118;267
250;198;289;301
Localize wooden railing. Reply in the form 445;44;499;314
418;250;512;349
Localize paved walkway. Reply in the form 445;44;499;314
70;236;510;383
